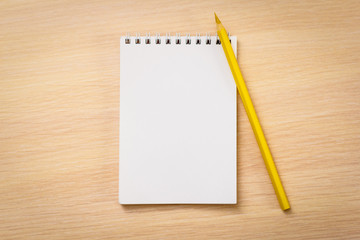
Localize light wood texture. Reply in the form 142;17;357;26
1;0;359;239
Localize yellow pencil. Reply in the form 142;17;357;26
215;13;290;210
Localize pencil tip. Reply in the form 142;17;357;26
214;12;221;24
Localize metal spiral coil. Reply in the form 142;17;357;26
123;33;232;45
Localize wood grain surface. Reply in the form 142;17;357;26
1;0;360;239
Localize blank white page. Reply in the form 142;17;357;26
119;35;237;204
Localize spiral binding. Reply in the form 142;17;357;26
123;33;232;45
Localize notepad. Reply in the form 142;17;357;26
119;35;237;204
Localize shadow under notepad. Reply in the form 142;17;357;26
121;203;239;214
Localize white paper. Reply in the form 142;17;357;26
119;35;237;204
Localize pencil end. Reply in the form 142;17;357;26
280;197;291;211
214;12;221;24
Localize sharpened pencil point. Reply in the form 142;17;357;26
214;13;221;24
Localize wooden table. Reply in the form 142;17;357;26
1;0;359;239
